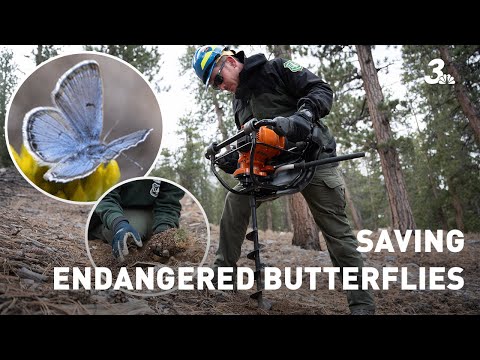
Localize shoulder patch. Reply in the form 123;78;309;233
150;181;160;197
283;60;303;72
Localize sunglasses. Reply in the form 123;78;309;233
212;59;227;90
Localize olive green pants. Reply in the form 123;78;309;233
89;208;154;245
214;166;375;312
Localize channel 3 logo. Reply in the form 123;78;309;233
425;59;455;85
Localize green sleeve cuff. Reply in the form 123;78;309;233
153;223;173;234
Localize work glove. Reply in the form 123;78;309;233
112;220;143;262
272;107;314;143
217;148;239;174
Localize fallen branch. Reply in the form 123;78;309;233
16;267;48;282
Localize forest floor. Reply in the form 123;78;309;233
1;167;479;315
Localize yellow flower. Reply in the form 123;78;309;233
10;145;121;202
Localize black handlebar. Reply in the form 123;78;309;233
205;119;277;159
206;119;366;199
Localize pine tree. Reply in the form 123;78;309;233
30;45;61;65
356;45;416;234
402;45;480;231
0;48;17;166
84;45;164;90
438;46;480;145
151;148;177;182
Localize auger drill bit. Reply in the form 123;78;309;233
246;195;272;310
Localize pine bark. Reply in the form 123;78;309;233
356;45;416;234
289;193;321;250
345;184;363;230
266;202;273;231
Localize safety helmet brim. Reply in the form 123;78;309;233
204;57;219;91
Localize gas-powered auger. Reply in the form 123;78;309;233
206;118;364;309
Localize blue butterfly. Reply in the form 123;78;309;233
22;60;153;183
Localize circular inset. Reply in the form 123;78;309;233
6;52;162;204
85;176;211;297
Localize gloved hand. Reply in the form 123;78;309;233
112;220;143;262
272;107;314;142
217;149;239;174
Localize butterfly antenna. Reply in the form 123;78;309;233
121;152;144;171
103;119;121;142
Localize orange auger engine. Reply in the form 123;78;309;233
233;126;286;178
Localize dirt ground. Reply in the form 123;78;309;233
1;167;479;315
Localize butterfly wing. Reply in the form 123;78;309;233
43;129;152;183
52;60;103;141
44;150;102;183
22;107;84;164
103;129;153;161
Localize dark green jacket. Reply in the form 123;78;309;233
233;52;337;160
93;180;185;233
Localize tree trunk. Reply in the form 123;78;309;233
356;45;416;234
269;44;320;248
428;174;448;230
438;46;480;145
448;179;465;232
451;192;465;232
284;196;293;231
344;184;363;230
266;202;273;231
35;45;43;66
365;164;378;230
289;193;320;250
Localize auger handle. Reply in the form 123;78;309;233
274;152;365;174
205;131;247;159
205;119;277;159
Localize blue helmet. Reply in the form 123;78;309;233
192;45;226;90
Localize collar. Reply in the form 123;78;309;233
235;53;268;99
